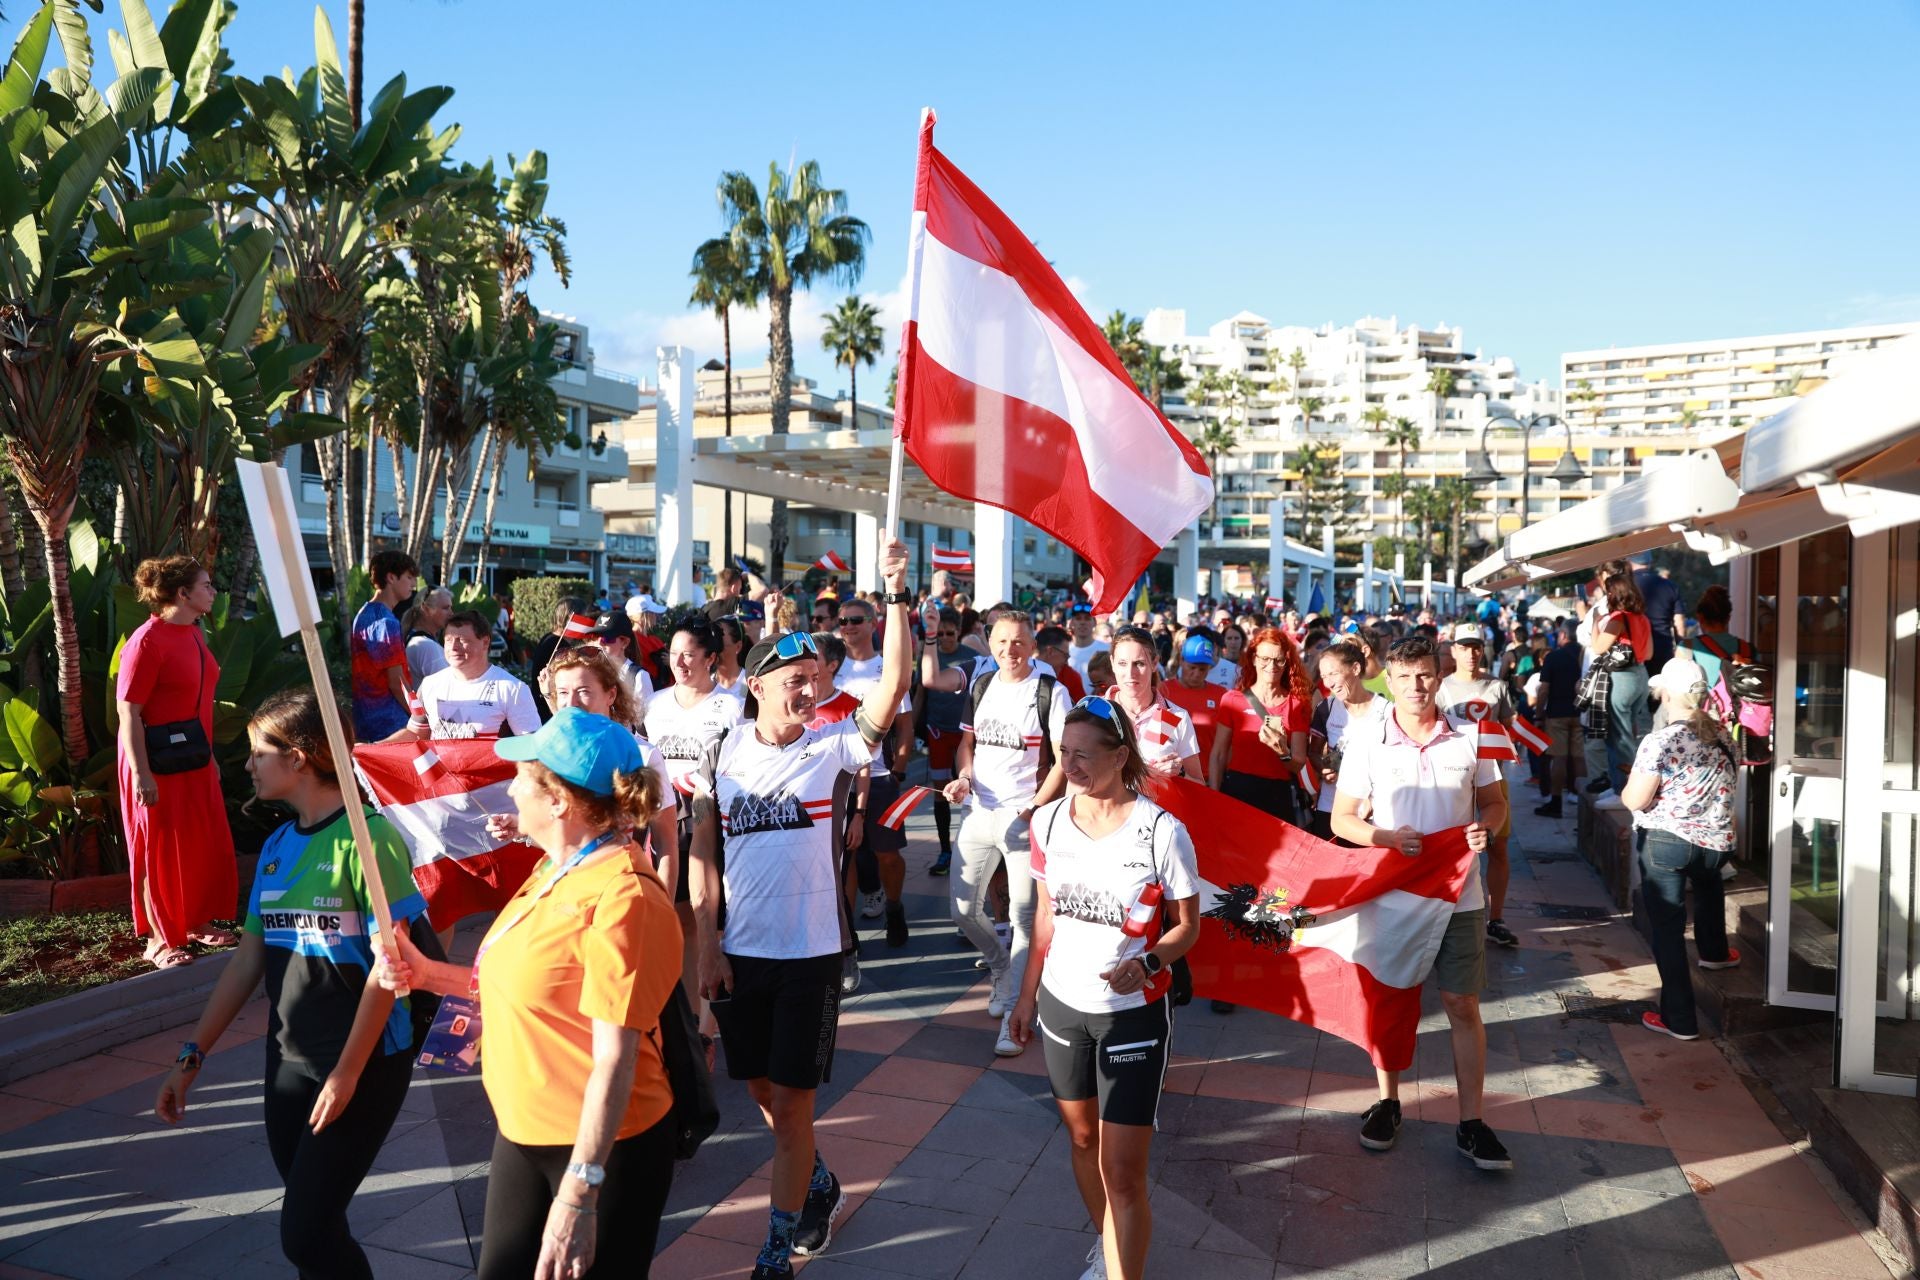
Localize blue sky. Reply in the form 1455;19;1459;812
44;1;1920;393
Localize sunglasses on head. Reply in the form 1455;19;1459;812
751;630;818;678
1072;695;1119;721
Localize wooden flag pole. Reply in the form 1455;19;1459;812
885;106;936;546
245;461;406;990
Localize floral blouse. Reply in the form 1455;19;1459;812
1632;721;1736;851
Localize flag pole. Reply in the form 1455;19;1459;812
885;106;936;545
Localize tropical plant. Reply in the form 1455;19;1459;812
1383;414;1422;543
1678;407;1701;433
1285;445;1349;544
1434;475;1482;586
1194;420;1240;528
822;295;883;425
1286;347;1307;401
689;233;761;565
1566;377;1599;433
1425;366;1457;427
1298;396;1326;432
711;161;869;575
1402;486;1447;566
1361;404;1389;435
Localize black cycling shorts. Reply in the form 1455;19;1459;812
710;952;841;1090
1036;984;1172;1128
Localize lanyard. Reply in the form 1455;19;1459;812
470;829;623;998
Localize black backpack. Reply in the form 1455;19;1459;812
968;671;1059;775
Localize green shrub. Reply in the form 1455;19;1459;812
511;577;595;643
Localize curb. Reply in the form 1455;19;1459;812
0;949;235;1088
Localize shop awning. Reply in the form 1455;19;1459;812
1739;336;1920;494
1503;449;1742;563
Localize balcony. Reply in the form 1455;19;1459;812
534;498;583;529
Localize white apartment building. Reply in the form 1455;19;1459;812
1561;321;1920;438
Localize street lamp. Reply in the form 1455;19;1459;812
1464;412;1586;529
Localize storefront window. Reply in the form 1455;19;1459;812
1888;525;1919;794
1870;812;1920;1078
1785;772;1841;999
1793;528;1850;760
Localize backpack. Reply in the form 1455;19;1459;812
1690;633;1773;767
969;671;1059;775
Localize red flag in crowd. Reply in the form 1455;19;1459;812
1475;721;1519;762
813;550;850;573
1152;777;1476;1072
563;612;597;639
353;739;540;927
877;785;937;831
1511;715;1551;757
894;111;1214;614
930;547;973;575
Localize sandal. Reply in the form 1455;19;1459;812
151;947;195;970
188;928;240;948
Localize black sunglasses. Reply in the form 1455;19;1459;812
837;614;871;625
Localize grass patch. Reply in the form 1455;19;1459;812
0;911;213;1016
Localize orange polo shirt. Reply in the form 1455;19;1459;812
476;845;683;1147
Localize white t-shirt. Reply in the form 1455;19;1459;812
834;651;885;698
702;719;871;960
1030;795;1199;1014
406;634;447;686
417;664;540;739
1120;693;1200;777
1206;658;1241;689
642;686;744;798
632;736;676;821
618;659;656;721
1067;640;1110;678
964;673;1072;810
1316;694;1386;813
1335;710;1499;913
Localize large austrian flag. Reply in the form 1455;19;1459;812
895;112;1214;615
352;740;541;927
1153;777;1475;1072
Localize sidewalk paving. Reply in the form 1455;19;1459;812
0;788;1902;1279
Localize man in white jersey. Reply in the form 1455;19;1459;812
1065;603;1109;678
1333;634;1511;1173
688;540;913;1280
1438;623;1520;950
400;611;540;739
935;614;1071;1057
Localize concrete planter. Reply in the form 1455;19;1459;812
0;947;235;1087
0;855;258;921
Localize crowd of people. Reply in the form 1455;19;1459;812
115;539;1760;1280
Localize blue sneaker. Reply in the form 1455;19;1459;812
930;851;951;876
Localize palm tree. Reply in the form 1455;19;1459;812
689;235;762;565
1287;347;1308;398
1383;415;1422;543
1679;407;1701;433
1362;404;1390;435
822;295;884;429
1567;377;1599;434
1426;367;1457;428
1434;475;1480;586
1298;396;1326;433
713;161;870;574
1194;420;1241;528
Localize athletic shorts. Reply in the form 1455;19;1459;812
1432;909;1487;995
1036;984;1172;1127
711;952;840;1089
863;775;907;855
924;727;960;779
1547;717;1584;769
1496;778;1512;842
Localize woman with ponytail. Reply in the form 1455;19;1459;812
1622;656;1740;1041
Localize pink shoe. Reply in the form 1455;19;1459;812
1697;948;1741;971
1642;1011;1699;1040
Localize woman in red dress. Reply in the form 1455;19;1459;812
116;556;236;969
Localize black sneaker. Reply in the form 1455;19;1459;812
790;1170;845;1256
1486;919;1519;948
1456;1119;1513;1170
1358;1098;1401;1151
885;901;909;948
750;1262;794;1280
1585;777;1612;795
1533;799;1563;818
1209;999;1237;1014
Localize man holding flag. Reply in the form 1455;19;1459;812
1332;634;1512;1172
1438;623;1522;950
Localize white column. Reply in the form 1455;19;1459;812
1422;558;1434;609
1360;539;1375;613
1267;499;1288;604
1175;525;1200;622
654;346;695;605
854;510;881;593
1320;524;1337;613
974;504;1015;605
1394;548;1406;608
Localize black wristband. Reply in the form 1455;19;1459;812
884;589;913;605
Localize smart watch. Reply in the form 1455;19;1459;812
1139;952;1165;978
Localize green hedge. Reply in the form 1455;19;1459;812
510;577;595;641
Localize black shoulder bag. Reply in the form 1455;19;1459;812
145;639;213;775
633;863;720;1160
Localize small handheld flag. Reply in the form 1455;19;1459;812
931;547;974;575
1511;715;1551;757
563;612;597;639
878;785;937;831
813;550;850;573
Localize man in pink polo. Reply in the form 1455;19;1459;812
1332;634;1512;1172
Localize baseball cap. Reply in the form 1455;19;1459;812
736;600;766;622
1179;635;1217;667
744;630;819;679
494;707;643;796
626;593;667;616
1450;622;1485;645
591;612;633;641
1648;655;1710;696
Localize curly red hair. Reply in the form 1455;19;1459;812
1238;627;1312;703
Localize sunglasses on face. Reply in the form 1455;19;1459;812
751;630;818;678
837;615;871;626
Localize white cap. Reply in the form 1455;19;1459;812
1450;622;1485;644
1649;655;1710;696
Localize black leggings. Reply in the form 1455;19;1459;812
478;1114;677;1280
263;1048;413;1280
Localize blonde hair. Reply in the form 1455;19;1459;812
524;759;662;834
134;555;205;610
1663;680;1724;746
548;646;639;727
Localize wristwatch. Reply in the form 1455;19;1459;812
1139;952;1165;978
884;589;914;605
565;1161;606;1188
176;1041;204;1071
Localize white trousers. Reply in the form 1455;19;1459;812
953;806;1036;994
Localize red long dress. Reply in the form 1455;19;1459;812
117;616;236;948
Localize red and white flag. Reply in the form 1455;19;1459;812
930;546;973;575
563;612;597;639
1475;721;1519;763
353;740;541;927
895;111;1213;615
877;784;937;831
1264;596;1285;613
1511;715;1551;757
813;550;850;573
1153;777;1476;1072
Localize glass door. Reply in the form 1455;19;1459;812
1766;528;1852;1009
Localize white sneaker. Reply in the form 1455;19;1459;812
986;965;1014;1017
995;1010;1023;1057
860;890;886;920
1080;1236;1107;1280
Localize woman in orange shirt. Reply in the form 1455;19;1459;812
377;708;682;1280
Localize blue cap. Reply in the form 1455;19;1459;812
494;707;642;796
1179;635;1217;666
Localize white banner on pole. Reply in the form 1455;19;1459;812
235;460;322;637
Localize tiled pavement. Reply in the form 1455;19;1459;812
0;791;1902;1279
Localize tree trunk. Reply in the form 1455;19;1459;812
347;0;365;128
32;510;88;765
477;439;509;583
767;285;794;576
362;425;378;561
0;477;26;600
1449;500;1463;588
441;425;495;582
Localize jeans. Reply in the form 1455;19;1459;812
954;806;1036;994
1640;829;1732;1037
1607;665;1651;792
